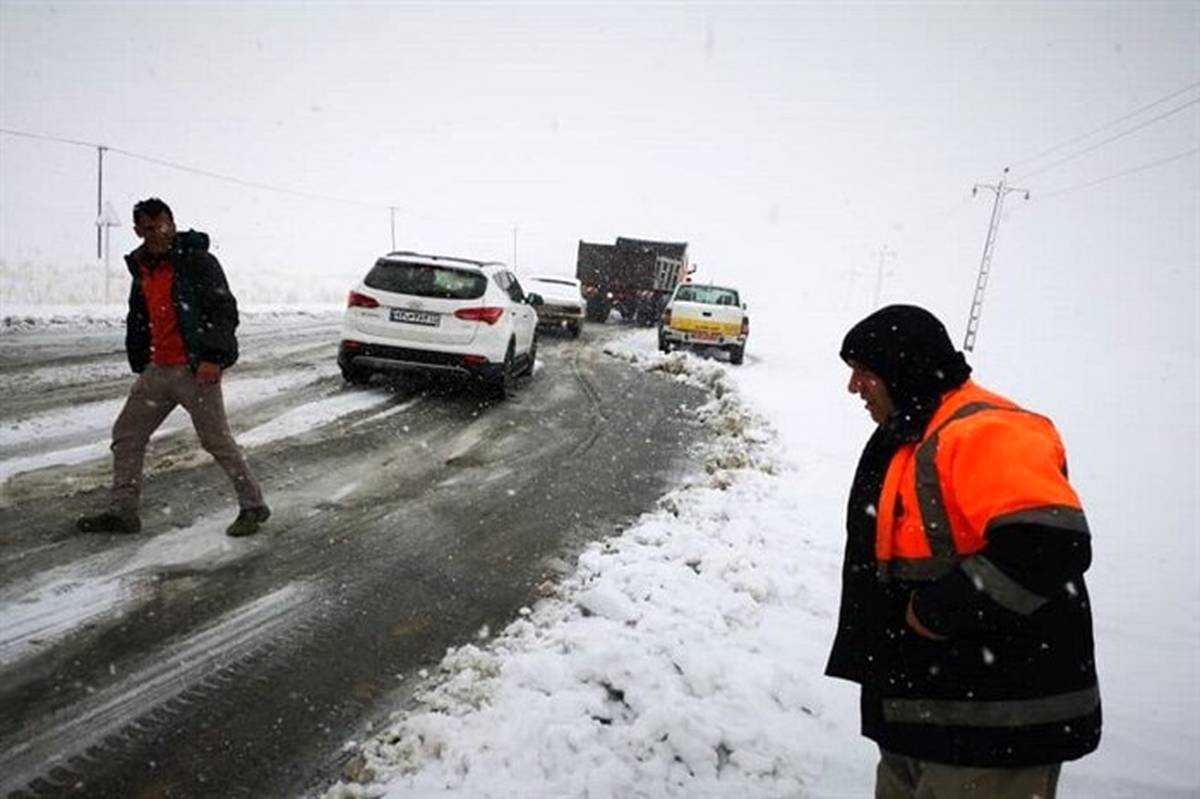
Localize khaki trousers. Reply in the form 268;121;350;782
877;750;1061;799
109;365;263;512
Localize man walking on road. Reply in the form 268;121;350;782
77;198;270;538
826;305;1100;798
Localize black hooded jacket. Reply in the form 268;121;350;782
123;229;239;373
826;305;1100;768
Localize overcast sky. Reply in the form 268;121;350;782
1;2;1197;339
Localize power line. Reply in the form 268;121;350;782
1017;96;1200;180
1035;145;1200;200
106;145;387;210
0;126;530;238
1;127;392;210
1010;79;1200;170
0;128;98;149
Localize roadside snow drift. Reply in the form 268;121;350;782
325;335;849;799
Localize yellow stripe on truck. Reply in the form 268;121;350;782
670;317;741;336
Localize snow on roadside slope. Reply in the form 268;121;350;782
2;373;325;451
325;332;854;799
0;372;345;487
0;302;340;332
0;305;386;489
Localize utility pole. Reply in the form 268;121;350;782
97;201;120;303
872;245;896;309
512;225;518;269
963;168;1029;352
95;145;107;259
389;206;397;251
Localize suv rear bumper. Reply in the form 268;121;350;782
535;306;584;323
339;341;501;380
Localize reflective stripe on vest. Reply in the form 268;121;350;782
962;554;1047;615
881;402;1005;582
882;685;1100;727
878;390;1088;591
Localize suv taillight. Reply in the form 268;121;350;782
454;307;505;325
661;309;672;327
348;291;380;309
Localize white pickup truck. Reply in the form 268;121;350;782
657;283;749;365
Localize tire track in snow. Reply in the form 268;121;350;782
0;583;315;796
0;575;146;668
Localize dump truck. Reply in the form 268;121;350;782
575;237;691;325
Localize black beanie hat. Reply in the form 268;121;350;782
840;305;972;414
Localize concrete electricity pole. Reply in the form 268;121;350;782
963;168;1029;352
872;245;896;309
97;201;121;303
389;206;397;251
95;145;107;259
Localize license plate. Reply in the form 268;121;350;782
691;330;719;341
390;308;440;326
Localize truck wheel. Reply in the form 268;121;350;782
586;299;611;323
568;321;582;338
658;334;671;354
728;345;745;365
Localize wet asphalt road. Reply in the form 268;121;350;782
0;317;710;798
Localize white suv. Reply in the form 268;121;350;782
338;251;542;397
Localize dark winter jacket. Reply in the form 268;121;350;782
826;305;1101;768
123;230;239;373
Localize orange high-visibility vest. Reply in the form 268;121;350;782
875;380;1087;581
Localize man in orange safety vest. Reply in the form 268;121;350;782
826;305;1100;799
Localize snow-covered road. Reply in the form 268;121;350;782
0;311;712;796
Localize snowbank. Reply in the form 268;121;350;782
324;334;858;798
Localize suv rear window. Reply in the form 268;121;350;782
364;260;488;299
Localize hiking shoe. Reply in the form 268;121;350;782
226;505;271;538
76;510;142;534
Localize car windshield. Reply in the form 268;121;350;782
674;286;739;306
365;261;487;299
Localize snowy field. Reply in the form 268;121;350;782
2;300;1196;798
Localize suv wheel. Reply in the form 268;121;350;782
488;342;516;399
519;334;537;377
342;366;371;385
728;345;745;365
